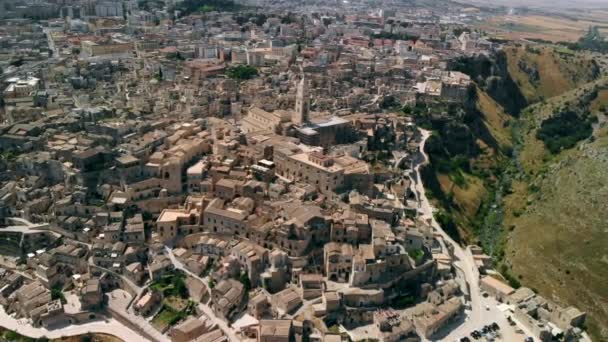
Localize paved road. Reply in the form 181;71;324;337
106;289;170;342
0;306;142;341
165;247;241;342
412;129;525;341
412;129;482;320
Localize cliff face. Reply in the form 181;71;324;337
422;45;601;241
422;44;607;340
449;50;528;116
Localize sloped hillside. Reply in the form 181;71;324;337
504;80;608;340
421;46;606;339
503;45;601;103
428;45;603;238
424;45;600;243
416;84;513;243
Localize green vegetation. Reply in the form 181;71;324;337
233;12;269;26
238;272;251;291
198;4;216;12
418;47;606;340
3;330;30;341
280;12;297;24
500;264;521;289
379;95;400;109
392;295;416;308
0;328;51;342
152;301;196;331
500;81;608;341
0;151;17;162
426;45;602;247
138;0;165;11
51;286;67;304
407;249;425;263
173;0;244;16
435;211;460;243
154;67;163;82
438;42;608;339
449;52;527;115
327;325;340;334
150;272;189;298
79;334;93;342
226;65;258;80
536;110;592;154
561;26;608;53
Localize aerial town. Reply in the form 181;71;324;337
0;0;598;341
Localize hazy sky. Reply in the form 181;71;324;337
463;0;608;9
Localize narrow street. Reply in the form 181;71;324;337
412;129;483;322
165;247;241;342
412;129;525;341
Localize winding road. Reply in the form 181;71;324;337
412;129;524;341
0;127;522;342
413;129;483;318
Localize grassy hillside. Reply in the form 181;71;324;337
422;44;607;339
430;45;602;242
503;45;601;103
504;79;608;340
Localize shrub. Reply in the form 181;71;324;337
536;111;592;154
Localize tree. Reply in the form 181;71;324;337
171;275;189;298
51;286;66;304
536;111;592;154
155;67;163;81
238;272;251;291
226;65;258;80
234;14;249;25
80;333;93;342
380;95;399;109
252;13;267;27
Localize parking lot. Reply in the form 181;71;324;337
441;293;533;342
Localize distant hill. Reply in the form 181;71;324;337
454;0;608;10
